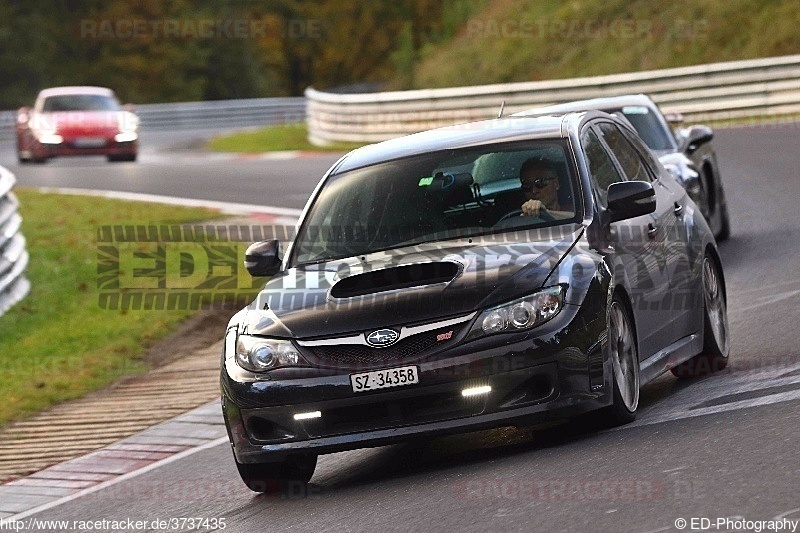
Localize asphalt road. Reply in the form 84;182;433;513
4;126;800;532
0;129;341;210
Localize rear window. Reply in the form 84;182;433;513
612;106;674;151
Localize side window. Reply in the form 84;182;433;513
582;128;625;208
619;127;663;180
596;123;654;183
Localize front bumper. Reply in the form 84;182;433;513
222;301;611;463
33;137;137;158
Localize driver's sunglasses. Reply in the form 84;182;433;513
522;176;558;190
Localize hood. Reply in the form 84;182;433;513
237;224;584;339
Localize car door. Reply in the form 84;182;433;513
584;121;675;359
614;124;698;342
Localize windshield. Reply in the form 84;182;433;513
42;94;121;112
611;106;674;151
292;141;580;265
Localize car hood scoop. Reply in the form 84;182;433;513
329;262;460;299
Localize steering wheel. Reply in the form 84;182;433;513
496;208;555;225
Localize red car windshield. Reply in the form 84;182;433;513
42;94;120;112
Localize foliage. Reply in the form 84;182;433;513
0;0;462;107
2;1;799;111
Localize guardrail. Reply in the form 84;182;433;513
0;165;30;317
0;97;306;141
306;54;800;145
0;111;14;142
134;97;305;131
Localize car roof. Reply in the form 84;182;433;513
37;86;116;98
333;114;585;174
512;94;656;117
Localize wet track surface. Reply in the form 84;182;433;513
1;126;799;532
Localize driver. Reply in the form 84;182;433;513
519;158;573;219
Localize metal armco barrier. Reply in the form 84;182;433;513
0;97;306;141
0;165;30;317
134;97;305;131
305;54;800;145
0;111;14;142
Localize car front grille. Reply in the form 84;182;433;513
301;323;468;368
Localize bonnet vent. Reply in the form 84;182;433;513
330;262;460;299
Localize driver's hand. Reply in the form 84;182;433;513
521;199;546;216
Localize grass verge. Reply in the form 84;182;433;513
206;123;365;153
0;189;229;425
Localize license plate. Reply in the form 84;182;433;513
350;366;419;393
74;137;106;148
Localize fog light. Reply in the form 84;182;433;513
462;385;491;397
293;411;321;421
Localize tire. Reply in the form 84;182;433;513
671;254;729;378
697;169;712;223
715;202;731;242
235;454;317;493
601;296;640;426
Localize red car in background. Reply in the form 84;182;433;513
16;86;138;163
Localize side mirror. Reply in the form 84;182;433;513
607;181;656;223
684;125;713;153
123;103;136;113
16;107;31;125
244;240;282;277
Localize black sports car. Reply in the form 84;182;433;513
221;111;730;492
514;94;731;240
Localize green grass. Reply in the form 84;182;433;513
0;190;228;424
408;0;800;89
207;123;365;153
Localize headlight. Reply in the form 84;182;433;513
115;112;139;142
468;286;565;339
118;111;139;133
234;334;306;373
31;118;62;144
